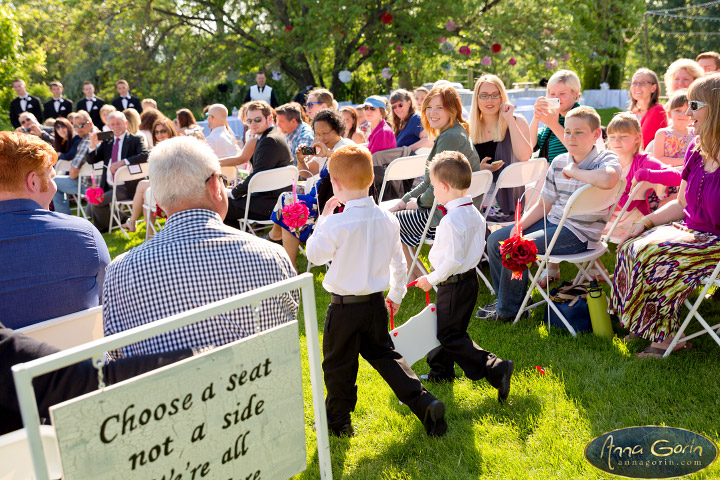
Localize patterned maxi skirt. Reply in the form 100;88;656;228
612;223;720;342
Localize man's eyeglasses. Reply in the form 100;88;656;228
392;103;405;110
306;101;323;108
478;93;501;100
73;122;88;129
205;172;229;187
363;106;377;111
689;100;708;111
154;129;168;135
630;81;653;88
247;117;265;124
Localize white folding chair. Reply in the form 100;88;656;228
603;181;654;244
239;165;298;234
17;306;103;350
142;186;163;240
0;426;62;480
513;179;626;336
53;159;71;175
482;158;548;228
71;162;102;220
664;260;720;357
108;163;150;238
221;165;239;183
378;154;428;210
407;170;494;288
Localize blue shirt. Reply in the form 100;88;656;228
285;122;314;163
395;113;424;148
0;199;110;329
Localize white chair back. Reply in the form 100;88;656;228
562;179;627;221
113;162;150;185
603;181;650;242
54;159;71;174
17;306;103;350
221;165;238;181
467;170;494;199
246;165;298;195
378;154;427;202
483;159;548;219
0;426;62;480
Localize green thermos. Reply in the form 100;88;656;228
587;280;614;338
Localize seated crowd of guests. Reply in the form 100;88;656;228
2;52;720;435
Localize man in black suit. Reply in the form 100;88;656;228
225;100;292;227
9;79;43;129
43;80;74;120
111;79;143;114
76;81;106;128
86;111;149;231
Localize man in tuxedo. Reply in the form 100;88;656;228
43;81;73;120
225;100;292;226
76;81;106;128
243;71;278;108
86;111;149;231
111;79;143;113
9;79;43;129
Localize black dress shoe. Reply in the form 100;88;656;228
496;360;514;403
329;423;355;437
422;399;447;437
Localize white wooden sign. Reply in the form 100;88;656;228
50;321;306;480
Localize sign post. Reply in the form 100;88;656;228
12;273;332;480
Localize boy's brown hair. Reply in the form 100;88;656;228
565;106;601;132
429;151;471;190
328;145;374;190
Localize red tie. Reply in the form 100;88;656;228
438;202;472;216
110;137;120;180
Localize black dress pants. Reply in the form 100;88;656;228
427;273;504;382
322;293;437;431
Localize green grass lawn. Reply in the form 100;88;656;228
102;226;720;480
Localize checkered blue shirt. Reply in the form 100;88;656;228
103;209;299;358
285;122;314;163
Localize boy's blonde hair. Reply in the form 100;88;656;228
565;106;601;131
666;89;689;111
328;145;374;190
429;151;471;190
607;112;642;155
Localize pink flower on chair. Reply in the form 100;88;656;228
282;203;309;230
85;187;104;205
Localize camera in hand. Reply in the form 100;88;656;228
22;127;31;133
300;145;316;156
97;131;113;142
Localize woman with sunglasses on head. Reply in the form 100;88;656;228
121;119;177;233
388;85;481;279
305;88;336;121
469;75;532;221
53;117;81;160
340;106;366;144
363;96;396;153
628;68;667;150
390;89;432;151
612;74;720;359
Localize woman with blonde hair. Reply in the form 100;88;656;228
123;108;141;134
663;59;704;96
628;68;667;149
389;85;482;278
613;74;720;358
469;74;532;220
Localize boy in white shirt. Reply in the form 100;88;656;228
307;145;447;437
415;152;514;401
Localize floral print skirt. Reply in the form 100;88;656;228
612;223;720;342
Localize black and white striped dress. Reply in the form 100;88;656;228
394;207;435;247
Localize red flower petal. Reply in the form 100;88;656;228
381;11;393;24
535;366;546;375
284;25;293;31
492;43;502;53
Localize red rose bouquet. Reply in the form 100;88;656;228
499;200;538;280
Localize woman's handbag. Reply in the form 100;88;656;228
544;283;592;333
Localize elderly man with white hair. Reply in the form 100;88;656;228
205;103;238;158
102;136;298;358
15;112;54;144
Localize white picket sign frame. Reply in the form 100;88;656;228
11;272;332;480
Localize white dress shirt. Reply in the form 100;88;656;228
206;126;238;158
306;196;407;304
106;132;126;186
426;195;486;286
85;97;96;112
53;97;62;112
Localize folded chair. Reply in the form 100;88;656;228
239;165;298;234
513;179;627;336
108;163;150;238
378;154;428;210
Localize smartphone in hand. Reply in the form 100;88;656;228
97;131;113;142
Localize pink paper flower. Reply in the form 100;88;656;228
481;56;492;66
509;57;517;66
284;25;293;32
561;52;571;62
381;11;393;24
491;43;502;53
395;45;403;53
381;68;393;79
445;20;456;31
458;46;471;56
358;45;369;56
438;36;446;44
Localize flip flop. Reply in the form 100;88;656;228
636;342;694;359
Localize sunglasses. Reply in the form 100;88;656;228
478;93;501;100
363;106;377;111
154;129;168;135
688;100;708;111
73;122;89;129
391;103;405;110
306;101;324;108
205;172;229;187
247;117;265;124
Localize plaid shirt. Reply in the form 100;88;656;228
103;209;299;358
70;135;93;187
285;122;314;163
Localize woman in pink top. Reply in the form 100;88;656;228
628;68;667;149
363;96;396;154
612;75;720;358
